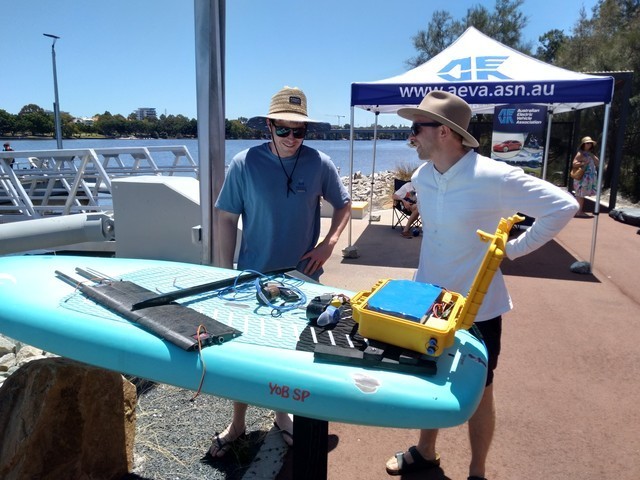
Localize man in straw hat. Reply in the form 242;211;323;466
385;91;578;479
210;86;351;457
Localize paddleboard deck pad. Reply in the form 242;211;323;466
0;255;488;429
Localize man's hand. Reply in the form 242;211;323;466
301;201;350;276
300;241;334;276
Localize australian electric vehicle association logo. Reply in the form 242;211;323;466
437;56;510;81
498;108;516;124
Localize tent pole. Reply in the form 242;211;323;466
369;112;379;225
588;102;612;271
346;107;356;248
341;107;359;258
541;110;554;181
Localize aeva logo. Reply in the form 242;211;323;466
438;56;510;81
497;108;516;124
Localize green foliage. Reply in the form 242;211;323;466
408;11;459;67
226;118;257;139
487;0;529;49
0;109;15;136
409;0;640;202
18;104;46;115
536;29;567;63
0;104;199;139
17;110;54;136
408;0;529;67
548;0;640;201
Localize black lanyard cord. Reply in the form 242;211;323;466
272;141;302;197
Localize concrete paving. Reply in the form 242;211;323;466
276;203;640;480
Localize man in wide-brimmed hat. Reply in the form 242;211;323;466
384;91;578;480
211;86;351;457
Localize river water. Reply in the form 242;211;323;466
6;138;421;175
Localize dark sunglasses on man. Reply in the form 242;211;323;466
271;121;307;139
410;122;441;136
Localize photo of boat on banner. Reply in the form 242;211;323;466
491;104;547;172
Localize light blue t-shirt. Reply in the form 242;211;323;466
216;142;350;276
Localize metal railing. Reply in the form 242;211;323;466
0;145;198;220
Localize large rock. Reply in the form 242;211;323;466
342;170;396;209
0;357;137;480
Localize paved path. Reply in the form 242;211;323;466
276;205;640;480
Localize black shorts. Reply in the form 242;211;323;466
474;316;502;386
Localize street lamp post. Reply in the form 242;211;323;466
43;33;63;149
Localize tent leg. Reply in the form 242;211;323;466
342;107;359;259
572;102;612;274
369;112;379;225
541;111;554;181
588;103;612;270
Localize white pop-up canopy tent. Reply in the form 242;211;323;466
346;27;615;271
351;26;613;114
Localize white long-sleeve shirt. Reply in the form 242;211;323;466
412;150;578;321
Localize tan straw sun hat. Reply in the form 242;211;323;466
580;136;596;148
397;91;479;148
247;86;330;133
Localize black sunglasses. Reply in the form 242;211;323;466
272;122;307;139
410;122;441;136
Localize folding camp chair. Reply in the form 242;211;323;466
391;179;422;230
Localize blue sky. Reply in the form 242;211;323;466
2;0;598;126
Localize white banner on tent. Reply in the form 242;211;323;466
351;27;613;115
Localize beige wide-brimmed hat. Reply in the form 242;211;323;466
580;136;596;148
397;91;479;148
247;86;330;133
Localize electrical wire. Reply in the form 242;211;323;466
190;324;208;402
217;269;264;302
216;269;307;316
254;276;307;317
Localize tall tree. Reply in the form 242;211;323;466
488;0;529;49
407;10;459;67
407;0;529;68
0;109;15;135
551;0;640;201
15;104;52;136
535;29;567;63
553;6;596;71
18;104;46;116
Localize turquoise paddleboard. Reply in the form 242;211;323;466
0;255;487;429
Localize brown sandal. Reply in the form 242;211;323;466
208;428;246;458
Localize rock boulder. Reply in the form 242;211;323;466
0;357;136;480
